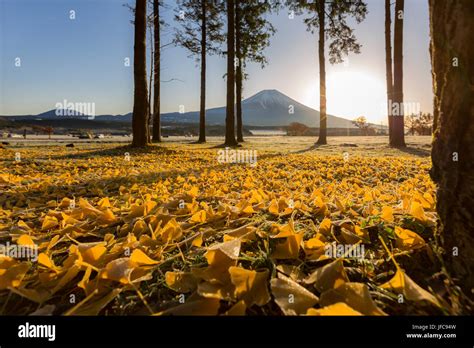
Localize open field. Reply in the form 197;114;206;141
0;136;453;316
4;135;432;156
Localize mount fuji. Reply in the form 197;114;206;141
159;89;356;128
2;90;357;128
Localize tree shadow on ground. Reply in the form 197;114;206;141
397;146;431;157
50;144;176;161
292;143;324;154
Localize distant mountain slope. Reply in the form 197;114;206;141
1;89;360;128
155;89;357;128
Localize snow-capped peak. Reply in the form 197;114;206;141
242;89;298;109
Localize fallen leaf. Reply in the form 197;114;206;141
304;259;349;293
306;302;362;316
380;269;440;307
271;274;318;315
319;282;386;316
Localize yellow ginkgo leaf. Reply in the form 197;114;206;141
190;210;206;223
131;219;148;236
223;224;257;243
8;287;50;304
268;199;279;215
17;234;35;246
306;302;362;316
66;289;121;316
229;266;271;306
59;197;74;209
394;227;425;250
305;235;325;250
128;203;145;218
165;271;197;293
156;298;221;316
192;233;203;247
38;253;57;270
224;300;247;315
97;197;111;209
272;233;303;259
80;244;107;266
188;186;199;197
130;249;159;266
319;282;386;316
381;206;394;222
100;258;150;284
304;259;349;292
0;257;29;290
193;239;241;284
17;220;32;231
276;265;306;283
78;266;92;292
271;274;318;315
158;218;182;242
197;281;235;301
380;269;440;307
97;209;117;225
271;219;302;259
409;201;426;222
206;238;241;263
318;218;332;236
41;215;59;231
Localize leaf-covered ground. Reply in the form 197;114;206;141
0;140;457;315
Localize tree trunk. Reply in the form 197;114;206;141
132;0;150;148
235;1;244;143
224;0;237;147
429;0;474;300
198;0;207;143
148;25;154;143
316;0;327;145
385;0;394;143
152;0;161;143
390;0;406;147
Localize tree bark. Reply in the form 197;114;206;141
224;0;237;147
385;0;394;142
390;0;406;147
198;0;207;143
316;0;327;145
429;0;474;299
148;25;154;143
132;0;150;147
235;1;244;143
152;0;161;143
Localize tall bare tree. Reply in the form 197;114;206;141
390;0;406;147
293;0;367;145
316;0;327;145
175;0;225;143
224;0;237;146
152;0;161;142
429;0;474;302
235;0;243;142
132;0;150;147
148;19;154;142
385;0;394;143
235;0;276;142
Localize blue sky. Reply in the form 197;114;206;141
0;0;433;124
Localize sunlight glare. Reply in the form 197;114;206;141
326;71;387;124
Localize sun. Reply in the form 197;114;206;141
326;71;387;124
